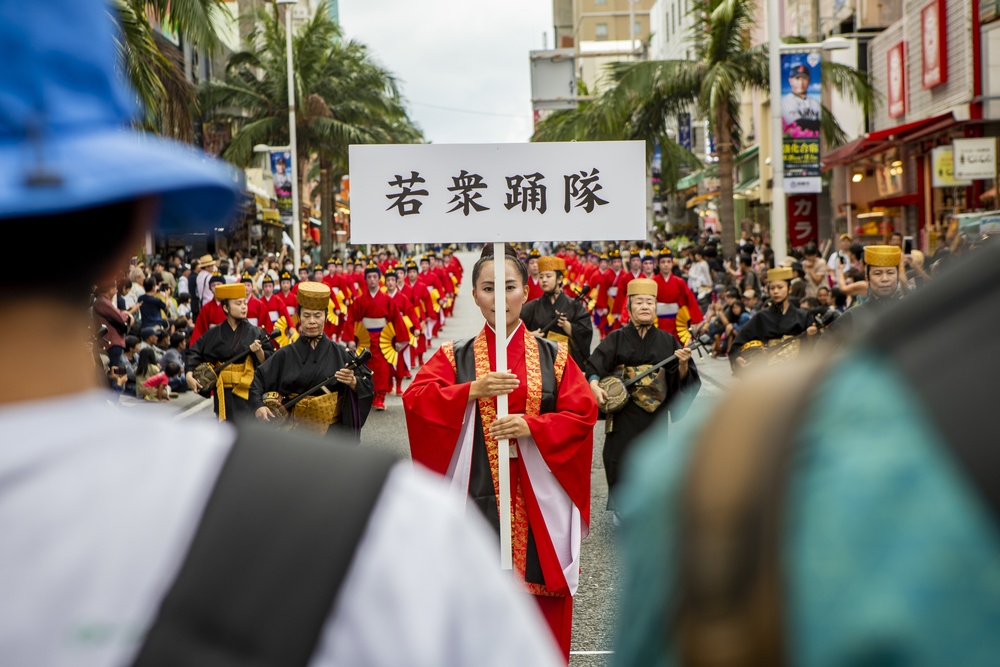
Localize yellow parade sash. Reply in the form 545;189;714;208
215;357;255;421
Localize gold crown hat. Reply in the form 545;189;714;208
215;283;246;301
240;271;253;282
527;247;541;259
279;271;293;282
364;260;382;275
261;273;274;284
864;245;902;267
658;246;673;259
538;256;565;273
607;248;621;259
297;281;331;311
627;278;658;297
767;266;795;282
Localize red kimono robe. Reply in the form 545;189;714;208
405;276;433;359
257;293;288;334
526;275;543;302
403;323;597;661
385;287;419;391
653;272;704;344
348;288;408;401
190;299;225;344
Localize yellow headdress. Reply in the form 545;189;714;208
214;283;246;301
538;256;565;273
297;281;331;311
627;278;657;297
767;267;794;283
864;245;902;267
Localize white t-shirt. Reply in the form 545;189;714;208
0;392;562;667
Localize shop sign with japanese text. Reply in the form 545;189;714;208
348;142;646;243
787;193;819;247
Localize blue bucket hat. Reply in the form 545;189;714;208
0;0;239;230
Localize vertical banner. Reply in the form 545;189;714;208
887;42;907;118
269;150;293;225
651;143;662;215
781;52;822;193
678;113;692;151
787;193;819;247
921;0;948;89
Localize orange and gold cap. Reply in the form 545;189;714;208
538;256;566;273
297;281;331;311
864;245;902;267
627;278;657;297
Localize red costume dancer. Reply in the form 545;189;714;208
240;274;265;329
256;275;287;335
189;273;227;344
419;256;446;337
405;323;596;662
432;253;455;322
652;247;704;344
405;261;433;365
384;272;419;395
404;246;597;662
525;248;543;302
348;263;408;410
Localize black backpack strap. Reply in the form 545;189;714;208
131;423;396;667
866;242;1000;528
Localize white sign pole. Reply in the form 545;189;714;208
493;242;512;570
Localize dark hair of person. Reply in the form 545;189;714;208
831;288;848;308
177;293;190;304
4;200;136;304
849;243;864;262
846;267;865;282
125;335;140;351
136;347;158;373
724;286;740;298
739;254;753;268
164;361;181;378
143;276;156;292
804;243;819;257
472;243;527;287
169;332;186;349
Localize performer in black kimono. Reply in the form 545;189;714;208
249;282;373;439
586;278;701;514
830;245;903;338
185;283;275;421
521;255;594;370
730;266;817;371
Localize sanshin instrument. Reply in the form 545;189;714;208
597;333;712;413
261;348;372;426
191;329;281;396
539;284;590;336
739;309;838;369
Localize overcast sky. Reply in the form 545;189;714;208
339;1;552;145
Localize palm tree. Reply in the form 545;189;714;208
200;8;422;256
536;0;875;259
114;0;230;140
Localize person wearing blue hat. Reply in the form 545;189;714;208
0;5;562;665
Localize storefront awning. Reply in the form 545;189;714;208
734;176;760;198
734;145;759;164
869;193;920;208
686;192;718;208
822;112;957;170
676;164;719;190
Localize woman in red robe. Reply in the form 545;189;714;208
403;244;597;663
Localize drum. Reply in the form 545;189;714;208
597;376;629;413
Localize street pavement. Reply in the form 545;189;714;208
169;251;735;665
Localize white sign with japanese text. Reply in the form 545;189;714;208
953;138;998;180
348;141;646;243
